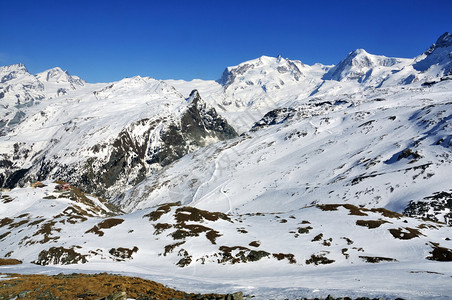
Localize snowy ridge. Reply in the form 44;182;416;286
0;75;236;198
1;32;452;299
116;80;452;216
414;32;452;77
323;49;410;82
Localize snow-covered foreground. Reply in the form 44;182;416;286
1;182;451;299
4;257;452;299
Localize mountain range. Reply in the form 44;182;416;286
1;32;452;299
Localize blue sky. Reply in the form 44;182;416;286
1;0;451;83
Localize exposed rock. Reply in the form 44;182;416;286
33;246;88;265
404;191;452;225
146;90;237;167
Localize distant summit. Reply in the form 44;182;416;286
323;48;404;81
414;32;452;76
428;32;452;51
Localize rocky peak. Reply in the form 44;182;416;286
424;32;452;55
0;63;28;74
40;67;67;81
414;32;452;75
0;63;30;83
217;55;306;90
435;32;452;47
324;49;401;81
146;89;237;167
36;67;86;88
187;89;201;103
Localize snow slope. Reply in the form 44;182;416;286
1;32;452;299
1;182;451;299
117;79;452;221
0;75;236;198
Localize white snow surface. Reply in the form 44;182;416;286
1;33;452;299
1;182;452;299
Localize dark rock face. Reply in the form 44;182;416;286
414;32;452;75
33;246;88;265
251;107;296;130
1;90;238;200
217;64;254;89
146;90;238;166
404;191;452;225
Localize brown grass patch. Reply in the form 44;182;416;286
356;219;390;229
172;224;210;239
368;208;402;218
297;226;313;234
85;218;124;236
316;204;340;211
0;273;227;300
163;242;185;256
427;244;452;261
1;195;14;204
317;204;368;216
249;241;261;247
153;223;172;235
205;230;222;244
143;202;180;221
341;237;354;245
417;223;439;230
27;219;46;227
0;231;11;240
0;258;21;265
237;227;248;234
305;254;335;265
272;253;297;264
341;248;349;259
31;221;61;244
389;227;424;240
0;217;13;228
174;206;231;223
8;219;29;229
311;233;323;242
97;218;124;229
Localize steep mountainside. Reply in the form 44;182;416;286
414;32;452;77
0;64;86;136
116;79;452;222
1;32;452;299
0;76;236;198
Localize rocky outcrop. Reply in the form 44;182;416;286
147;90;237;166
0;89;238;200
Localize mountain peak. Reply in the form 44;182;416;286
434;32;452;48
0;63;29;75
422;32;452;56
187;89;201;102
414;32;452;75
323;48;401;81
349;48;369;56
0;63;30;83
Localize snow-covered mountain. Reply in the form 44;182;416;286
0;75;236;199
0;64;86;137
1;32;452;299
414;32;452;77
